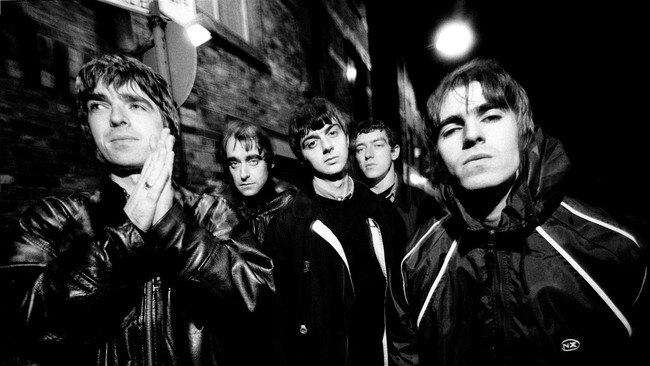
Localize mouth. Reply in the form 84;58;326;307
109;135;138;143
463;153;491;165
324;156;338;164
364;163;376;169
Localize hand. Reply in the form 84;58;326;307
152;130;176;226
124;128;175;231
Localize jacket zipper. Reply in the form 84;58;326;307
144;277;160;365
486;230;511;359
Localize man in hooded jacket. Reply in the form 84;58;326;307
388;58;648;366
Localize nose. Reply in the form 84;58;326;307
109;104;129;127
239;164;250;180
364;146;374;160
462;120;484;149
322;137;334;154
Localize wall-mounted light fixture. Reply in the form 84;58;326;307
345;61;357;84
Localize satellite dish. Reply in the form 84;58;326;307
143;20;197;107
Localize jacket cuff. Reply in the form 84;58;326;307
144;202;187;250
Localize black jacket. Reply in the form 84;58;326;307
211;177;297;245
266;180;406;366
0;178;274;366
392;178;444;240
389;128;649;365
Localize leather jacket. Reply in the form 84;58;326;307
0;178;274;365
389;128;649;365
211;177;297;246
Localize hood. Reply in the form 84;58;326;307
441;126;571;233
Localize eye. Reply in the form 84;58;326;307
355;146;365;154
248;158;261;166
228;161;240;169
482;114;501;123
439;125;462;139
303;139;318;150
87;102;107;112
374;142;385;148
328;128;339;137
481;109;503;123
130;103;148;111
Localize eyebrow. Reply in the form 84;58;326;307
227;153;263;162
439;101;507;126
86;91;155;109
301;123;342;146
356;137;387;147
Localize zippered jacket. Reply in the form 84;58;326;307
210;177;297;245
389;127;649;365
265;180;406;366
0;178;274;365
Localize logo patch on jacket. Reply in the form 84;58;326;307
561;339;580;352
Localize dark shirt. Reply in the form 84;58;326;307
317;193;385;366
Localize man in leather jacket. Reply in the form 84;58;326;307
265;97;406;366
0;54;274;366
216;122;296;246
388;59;648;365
212;121;297;364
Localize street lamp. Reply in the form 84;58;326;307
432;18;475;61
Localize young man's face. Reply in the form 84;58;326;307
225;136;270;197
354;129;398;183
300;121;349;177
87;82;164;169
437;81;520;191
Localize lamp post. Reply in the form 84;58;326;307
148;0;173;97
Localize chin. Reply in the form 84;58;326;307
458;175;497;191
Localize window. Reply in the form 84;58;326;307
196;0;250;42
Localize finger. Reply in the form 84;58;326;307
149;133;160;153
146;149;169;191
165;149;175;177
165;134;175;152
138;149;157;187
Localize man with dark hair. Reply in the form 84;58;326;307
354;119;443;238
0;53;274;366
217;122;296;245
389;58;649;365
265;97;406;366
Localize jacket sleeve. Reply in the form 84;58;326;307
0;196;148;346
150;200;274;313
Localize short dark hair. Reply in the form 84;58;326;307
75;53;179;140
425;58;535;184
354;118;398;148
287;97;349;160
221;122;275;165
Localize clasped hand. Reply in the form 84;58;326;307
124;128;175;232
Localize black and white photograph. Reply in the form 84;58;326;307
1;1;647;365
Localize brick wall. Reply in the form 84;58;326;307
0;0;370;240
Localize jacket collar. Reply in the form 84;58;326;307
393;177;414;213
443;126;571;234
290;178;381;219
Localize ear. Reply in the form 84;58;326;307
391;145;400;161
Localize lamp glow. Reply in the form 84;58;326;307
345;63;357;84
186;23;211;47
433;19;475;60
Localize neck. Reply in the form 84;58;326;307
457;175;517;229
369;164;396;195
110;172;141;196
240;179;275;207
313;174;353;201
